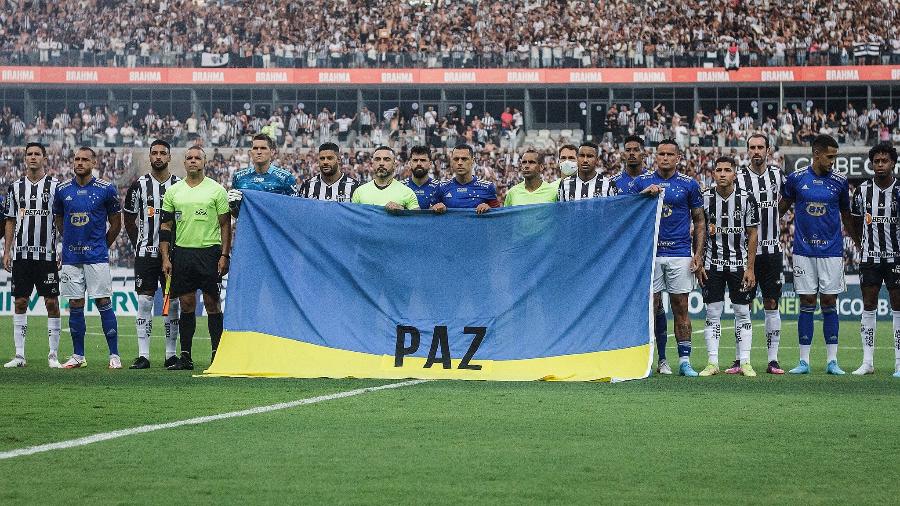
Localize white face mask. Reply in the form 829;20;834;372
559;159;578;176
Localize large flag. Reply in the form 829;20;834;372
206;190;661;381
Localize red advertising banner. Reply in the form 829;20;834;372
1;66;898;85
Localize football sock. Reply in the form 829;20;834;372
704;302;723;365
654;307;667;361
208;312;223;352
734;304;753;364
764;309;781;362
860;309;876;366
799;304;815;363
136;294;154;359
70;307;86;357
180;311;196;355
822;305;838;362
48;317;61;357
165;298;180;359
677;340;692;365
893;311;900;371
98;301;119;356
13;313;26;357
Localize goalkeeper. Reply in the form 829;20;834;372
227;133;297;217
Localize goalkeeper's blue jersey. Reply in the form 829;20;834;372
231;165;296;196
782;166;850;258
626;170;703;257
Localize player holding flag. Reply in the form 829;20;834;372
778;134;853;375
53;147;123;369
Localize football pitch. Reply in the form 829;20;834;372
0;315;898;504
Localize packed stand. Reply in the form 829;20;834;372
1;0;897;69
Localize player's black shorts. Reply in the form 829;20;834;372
702;268;754;305
11;259;60;298
860;261;900;289
134;256;167;294
170;245;222;298
754;252;784;300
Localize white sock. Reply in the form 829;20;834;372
860;309;876;366
136;294;154;359
894;311;900;371
48;317;61;357
734;304;753;364
764;309;781;362
826;343;838;363
13;313;27;357
800;344;811;363
164;298;180;359
704;302;723;365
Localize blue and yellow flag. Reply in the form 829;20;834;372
206;191;661;381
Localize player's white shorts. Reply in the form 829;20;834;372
60;263;113;299
792;255;845;295
653;256;695;294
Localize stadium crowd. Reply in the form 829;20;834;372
1;0;898;69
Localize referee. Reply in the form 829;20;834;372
159;146;232;370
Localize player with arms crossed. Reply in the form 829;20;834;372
3;142;62;368
160;146;232;370
696;156;759;377
626;139;706;376
847;143;900;376
227;133;297;216
123;140;181;369
778;134;853;375
352;146;419;211
404;145;443;209
298;142;359;202
53;147;123;369
432;144;501;214
737;133;786;374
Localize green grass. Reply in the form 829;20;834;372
0;315;899;504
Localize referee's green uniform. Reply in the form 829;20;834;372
161;177;229;297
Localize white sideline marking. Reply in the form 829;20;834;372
0;379;427;461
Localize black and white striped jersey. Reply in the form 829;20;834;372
736;165;783;255
4;175;59;261
850;178;900;263
298;174;359;203
703;187;759;271
124;173;181;258
557;173;617;202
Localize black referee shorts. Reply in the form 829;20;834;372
134;256;167;294
860;262;900;289
702;268;754;305
11;259;60;298
753;252;784;301
171;245;222;298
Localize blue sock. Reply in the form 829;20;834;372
677;340;692;358
70;307;86;356
799;305;816;346
654;309;668;360
822;305;839;344
98;301;119;356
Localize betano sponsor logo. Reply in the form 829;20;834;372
569;71;603;83
697;71;729;82
192;71;224;82
506;71;539;82
632;71;666;83
443;71;476;83
826;69;859;81
1;69;35;81
381;72;413;83
319;72;350;83
65;70;98;82
129;71;161;82
255;71;288;83
761;70;795;81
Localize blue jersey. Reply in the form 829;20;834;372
404;177;442;209
53;177;121;265
436;176;500;209
612;169;647;193
628;171;703;257
231;165;296;196
782;166;850;258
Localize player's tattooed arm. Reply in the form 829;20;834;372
689;206;705;275
777;197;793;217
